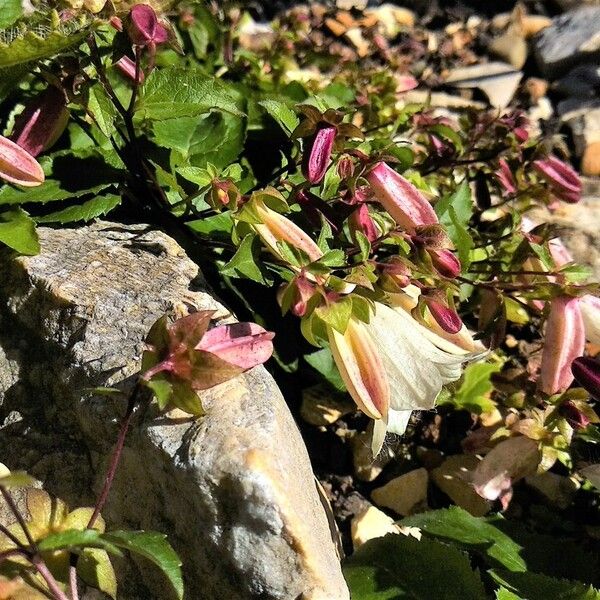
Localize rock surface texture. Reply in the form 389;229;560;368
0;222;348;600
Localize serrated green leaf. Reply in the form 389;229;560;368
436;181;473;231
490;570;600;600
39;529;122;556
103;531;183;600
222;233;272;284
343;534;486;600
87;85;118;139
401;507;526;572
0;0;23;29
315;296;353;333
0;181;111;206
36;194;121;224
139;68;244;120
439;362;500;414
258;100;299;135
0;208;39;254
449;205;474;268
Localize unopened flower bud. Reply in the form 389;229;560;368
425;299;463;334
429;248;461;278
580;295;600;345
337;155;354;179
571;356;600;400
0;135;44;187
533;155;581;204
302;124;336;185
366;161;438;230
349;204;379;243
115;56;145;83
11;86;68;158
495;158;517;195
380;257;411;289
559;399;591;430
127;4;169;47
539;296;585;395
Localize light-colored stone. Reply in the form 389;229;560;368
489;32;528;70
300;385;354;426
364;4;415;38
431;455;491;517
525;472;578;509
371;468;428;516
445;62;523;108
351;505;398;550
535;6;600;78
0;222;348;600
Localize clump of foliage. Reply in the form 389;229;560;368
1;0;600;598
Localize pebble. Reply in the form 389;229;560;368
525;472;578;509
489;31;528;70
351;505;398;549
371;468;428;516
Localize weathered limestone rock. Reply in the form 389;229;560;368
370;468;428;516
0;222;349;600
535;7;600;78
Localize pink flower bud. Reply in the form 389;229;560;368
428;248;461;278
495;158;517;195
559;399;590;430
396;74;418;93
425;299;462;334
571;356;600;400
127;4;169;47
115;56;145;83
11;87;69;158
580;295;600;345
380;257;411;289
337;155;354;179
302;124;336;185
533;155;581;204
0;135;44;187
539;296;585;395
196;322;274;370
349;204;379;243
366;161;438;230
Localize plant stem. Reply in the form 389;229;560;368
0;486;36;550
69;560;79;600
87;383;143;529
32;555;71;600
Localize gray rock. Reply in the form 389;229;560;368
558;98;600;156
444;62;522;109
535;7;600;78
555;64;600;98
0;222;348;600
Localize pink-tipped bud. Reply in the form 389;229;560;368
197;322;274;370
559;399;591;430
539;296;585;395
571;356;600;400
115;56;145;83
110;15;123;31
11;87;69;158
495;158;517;195
302;124;336;185
428;248;461;278
426;299;463;334
349;204;379;243
337;155;354;179
366;161;438;230
0;135;44;187
127;4;169;47
533;155;581;204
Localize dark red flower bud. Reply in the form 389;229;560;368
115;56;145;84
571;356;600;400
429;248;461;278
302;124;336;185
127;4;169;47
11;86;68;158
337;155;354;179
349;204;379;243
426;299;463;334
559;400;591;430
533;155;581;204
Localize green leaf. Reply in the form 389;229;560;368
221;233;272;284
496;588;522;600
439;362;500;414
449;205;474;268
0;0;23;29
401;507;526;572
187;212;233;237
0;208;39;254
139;68;244;120
77;548;117;599
343;534;486;600
436;181;473;231
258;100;299;135
103;530;183;600
304;348;346;392
36;194;121;224
504;297;529;325
87;85;118;139
0;181;111;206
315;296;353;333
489;570;600;600
39;529;122;556
145;375;173;411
